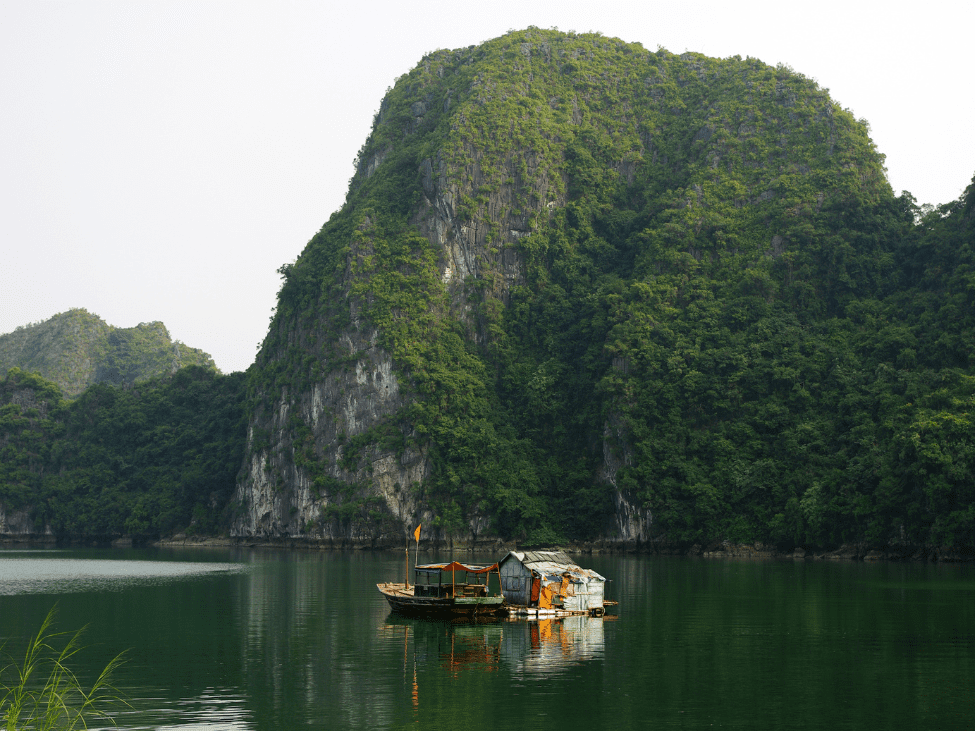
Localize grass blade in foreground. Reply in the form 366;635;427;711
0;606;127;730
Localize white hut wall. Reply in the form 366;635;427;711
562;577;605;613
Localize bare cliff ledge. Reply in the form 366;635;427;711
230;27;890;548
0;503;55;544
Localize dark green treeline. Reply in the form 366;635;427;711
0;366;245;539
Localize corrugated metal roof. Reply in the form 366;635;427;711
521;550;574;565
502;550;605;582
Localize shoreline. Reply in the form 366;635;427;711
3;533;972;562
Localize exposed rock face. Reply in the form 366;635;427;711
0;503;54;542
233;212;429;543
232;41;575;544
411;145;561;308
233;327;428;542
599;416;652;545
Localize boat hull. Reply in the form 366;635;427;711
377;583;506;618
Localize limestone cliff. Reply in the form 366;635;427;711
232;28;890;547
0;503;54;542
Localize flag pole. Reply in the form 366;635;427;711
413;524;421;585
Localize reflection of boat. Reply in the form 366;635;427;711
379;613;606;679
380;615;506;681
377;561;506;618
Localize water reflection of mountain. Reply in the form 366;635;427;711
240;553;397;729
380;614;606;677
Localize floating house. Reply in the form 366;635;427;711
499;550;608;616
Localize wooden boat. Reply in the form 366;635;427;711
377;560;506;618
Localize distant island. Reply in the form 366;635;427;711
0;309;216;398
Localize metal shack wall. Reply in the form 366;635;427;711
500;560;533;605
562;578;605;613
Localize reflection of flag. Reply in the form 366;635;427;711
414;524;421;543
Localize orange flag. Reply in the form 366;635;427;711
413;524;421;543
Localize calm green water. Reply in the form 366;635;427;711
0;547;973;730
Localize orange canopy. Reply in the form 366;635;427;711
415;561;499;575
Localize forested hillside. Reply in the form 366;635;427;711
0;309;217;398
232;28;974;552
2;28;973;552
1;366;245;540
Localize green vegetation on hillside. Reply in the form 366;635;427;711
0;309;217;399
0;369;65;514
1;366;245;539
247;28;975;550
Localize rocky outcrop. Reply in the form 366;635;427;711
598;415;652;545
0;502;54;543
232;43;576;544
232;322;426;542
411;145;562;310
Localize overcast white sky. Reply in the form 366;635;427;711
2;1;972;373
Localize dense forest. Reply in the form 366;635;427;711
2;29;973;553
0;366;244;539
